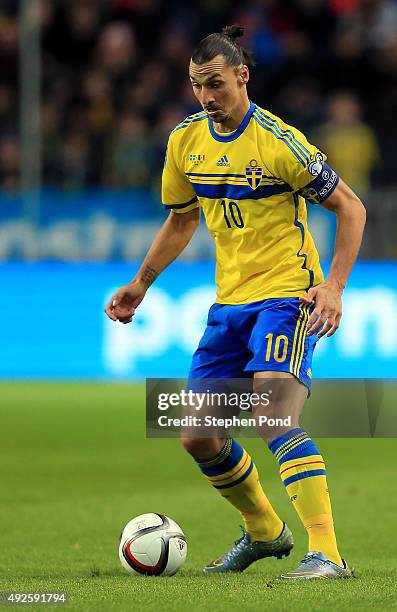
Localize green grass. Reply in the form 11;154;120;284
0;383;396;611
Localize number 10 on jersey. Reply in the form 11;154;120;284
220;200;244;228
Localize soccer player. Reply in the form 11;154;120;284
105;26;366;580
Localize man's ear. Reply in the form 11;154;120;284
239;65;249;85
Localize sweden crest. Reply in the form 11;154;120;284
245;159;263;190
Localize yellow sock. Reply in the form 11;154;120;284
198;439;283;542
269;428;343;566
303;513;341;563
285;474;342;565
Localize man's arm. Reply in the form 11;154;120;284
105;208;200;323
300;179;366;338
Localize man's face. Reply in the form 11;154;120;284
189;54;249;123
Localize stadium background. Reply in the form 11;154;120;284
1;0;397;378
0;1;396;610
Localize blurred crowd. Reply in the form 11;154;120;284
1;0;396;196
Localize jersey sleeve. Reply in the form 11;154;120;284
161;133;199;213
272;121;339;204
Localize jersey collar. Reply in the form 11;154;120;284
208;101;256;142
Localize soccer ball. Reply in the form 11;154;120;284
118;513;187;576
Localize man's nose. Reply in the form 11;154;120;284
202;87;215;106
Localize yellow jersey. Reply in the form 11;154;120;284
162;101;339;305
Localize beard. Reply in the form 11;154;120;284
214;111;229;123
205;107;229;122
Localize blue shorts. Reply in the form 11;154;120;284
188;298;318;391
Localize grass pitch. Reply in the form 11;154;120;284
0;383;396;611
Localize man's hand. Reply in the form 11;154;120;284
300;281;343;338
104;280;147;324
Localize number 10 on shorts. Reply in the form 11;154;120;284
265;333;289;363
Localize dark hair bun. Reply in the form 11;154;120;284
222;25;245;41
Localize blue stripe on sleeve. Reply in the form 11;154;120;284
163;196;198;210
255;108;312;159
171;113;207;134
253;113;307;166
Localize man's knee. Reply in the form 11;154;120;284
252;372;307;441
180;436;226;460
